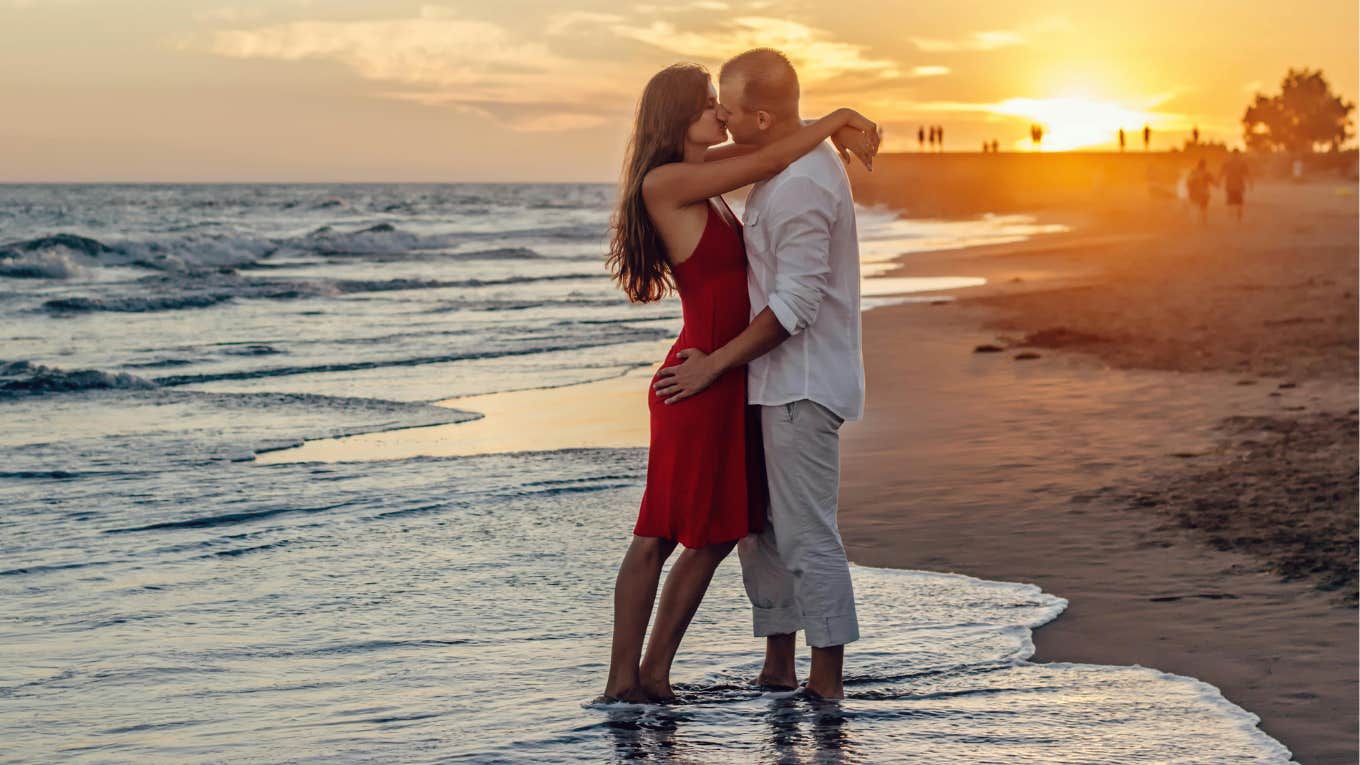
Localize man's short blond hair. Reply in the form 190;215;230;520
719;48;799;118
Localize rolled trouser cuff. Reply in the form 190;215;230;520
751;602;803;638
803;611;860;648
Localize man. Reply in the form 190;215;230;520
1221;149;1250;222
652;47;866;700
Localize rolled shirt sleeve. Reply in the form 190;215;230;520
762;176;837;336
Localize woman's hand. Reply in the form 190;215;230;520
831;125;880;170
830;109;880;170
836;108;878;137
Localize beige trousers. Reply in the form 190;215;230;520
738;399;860;648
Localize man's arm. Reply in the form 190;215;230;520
654;176;835;404
761;177;836;335
653;308;788;404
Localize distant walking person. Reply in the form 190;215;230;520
1186;158;1213;223
935;125;944;152
918;125;925;151
1142;124;1151;150
1221;149;1251;222
1118;128;1126;151
1191;125;1200;145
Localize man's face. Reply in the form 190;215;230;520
716;74;763;144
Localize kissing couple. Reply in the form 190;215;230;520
602;48;877;703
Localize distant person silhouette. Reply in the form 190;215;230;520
1186;158;1213;223
1118;128;1126;151
1191;125;1200;144
1142;125;1151;150
936;125;944;152
918;125;925;151
1221;149;1250;222
927;125;936;151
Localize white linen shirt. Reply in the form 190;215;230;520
743;140;865;422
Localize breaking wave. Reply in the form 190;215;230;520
0;360;158;398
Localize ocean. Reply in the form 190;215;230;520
0;183;1290;763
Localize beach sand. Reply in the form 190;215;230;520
841;175;1357;764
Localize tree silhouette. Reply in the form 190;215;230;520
1242;68;1355;153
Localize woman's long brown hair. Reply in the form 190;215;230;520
607;64;711;303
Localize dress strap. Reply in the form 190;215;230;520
713;195;741;231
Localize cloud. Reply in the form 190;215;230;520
911;18;1070;53
632;0;739;13
7;0;87;7
177;6;630;132
379;91;612;132
505;112;612;133
185;11;562;95
193;6;268;24
545;10;624;36
911;30;1026;52
608;16;897;83
176;6;954;132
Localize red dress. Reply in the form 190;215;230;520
633;197;767;548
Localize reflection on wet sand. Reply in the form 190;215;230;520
603;694;853;764
255;354;662;464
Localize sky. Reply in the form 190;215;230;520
1;0;1355;181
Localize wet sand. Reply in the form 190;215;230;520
255;361;661;464
840;177;1357;764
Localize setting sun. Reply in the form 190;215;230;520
991;97;1164;151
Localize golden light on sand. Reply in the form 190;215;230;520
991;97;1163;151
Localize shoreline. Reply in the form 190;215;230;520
251;178;1357;762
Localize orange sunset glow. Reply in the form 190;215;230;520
0;0;1354;180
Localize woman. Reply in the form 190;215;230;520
600;63;878;703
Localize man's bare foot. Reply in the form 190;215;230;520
599;685;649;704
752;671;798;691
639;677;676;703
799;681;844;700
